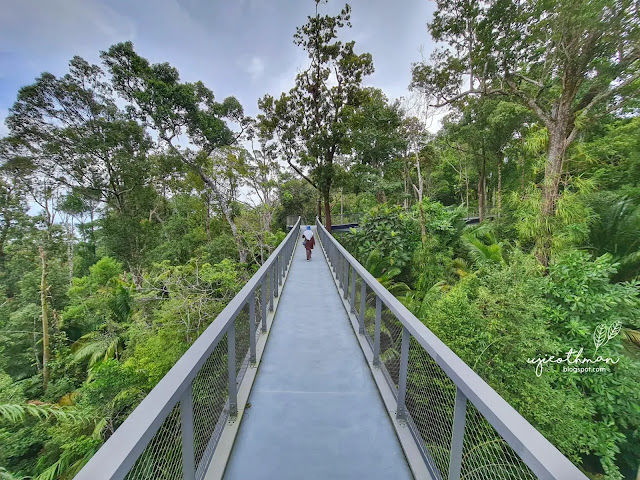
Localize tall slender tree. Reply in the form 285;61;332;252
258;0;374;231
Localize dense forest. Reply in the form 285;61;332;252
1;0;639;479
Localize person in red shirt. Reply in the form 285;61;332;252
302;226;315;261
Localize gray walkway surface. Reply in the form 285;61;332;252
223;228;413;480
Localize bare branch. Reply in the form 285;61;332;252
286;157;318;190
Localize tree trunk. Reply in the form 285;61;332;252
377;166;387;203
224;209;247;263
478;148;486;222
497;153;503;215
541;128;566;218
67;220;74;284
205;197;211;242
340;189;344;224
317;197;323;224
323;192;332;232
404;159;410;209
39;246;50;391
414;152;427;245
536;120;569;266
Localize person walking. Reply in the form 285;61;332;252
302;226;315;261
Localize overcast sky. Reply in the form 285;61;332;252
0;0;437;136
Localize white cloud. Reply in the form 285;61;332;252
243;56;266;82
0;0;136;57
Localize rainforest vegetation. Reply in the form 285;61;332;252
1;0;639;478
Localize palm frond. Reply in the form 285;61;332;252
462;233;504;264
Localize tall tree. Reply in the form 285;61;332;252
0;168;29;270
4;57;154;214
100;42;250;262
411;0;640;264
258;0;374;231
345;88;407;203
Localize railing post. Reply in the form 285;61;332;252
249;297;256;363
359;280;366;334
331;244;335;272
330;244;335;272
228;323;237;417
373;296;381;366
269;266;274;311
261;275;267;332
350;270;356;313
180;384;195;480
396;327;410;421
279;254;283;285
273;262;279;298
343;262;349;299
448;387;468;480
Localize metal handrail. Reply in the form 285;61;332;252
315;218;587;480
77;217;302;480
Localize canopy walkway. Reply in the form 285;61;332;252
76;218;587;480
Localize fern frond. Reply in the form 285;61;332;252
0;403;83;423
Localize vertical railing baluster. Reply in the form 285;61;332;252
249;297;256;363
180;384;195;480
269;265;274;311
261;275;267;332
396;327;410;421
373;296;381;366
279;254;283;285
448;387;468;480
359;280;366;334
350;270;356;313
328;245;336;274
228;322;237;416
274;261;279;298
332;244;336;272
343;261;348;299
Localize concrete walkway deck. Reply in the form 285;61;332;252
223;228;412;480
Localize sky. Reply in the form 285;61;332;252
0;0;438;137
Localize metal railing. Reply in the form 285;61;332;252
76;217;301;480
315;218;587;480
332;212;363;225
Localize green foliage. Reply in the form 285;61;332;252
363;249;410;297
411;200;465;292
586;193;640;282
418;257;594;463
0;2;638;478
462;225;505;265
343;204;419;275
544;251;640;478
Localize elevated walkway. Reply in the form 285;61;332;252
223;228;411;479
76;217;588;480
